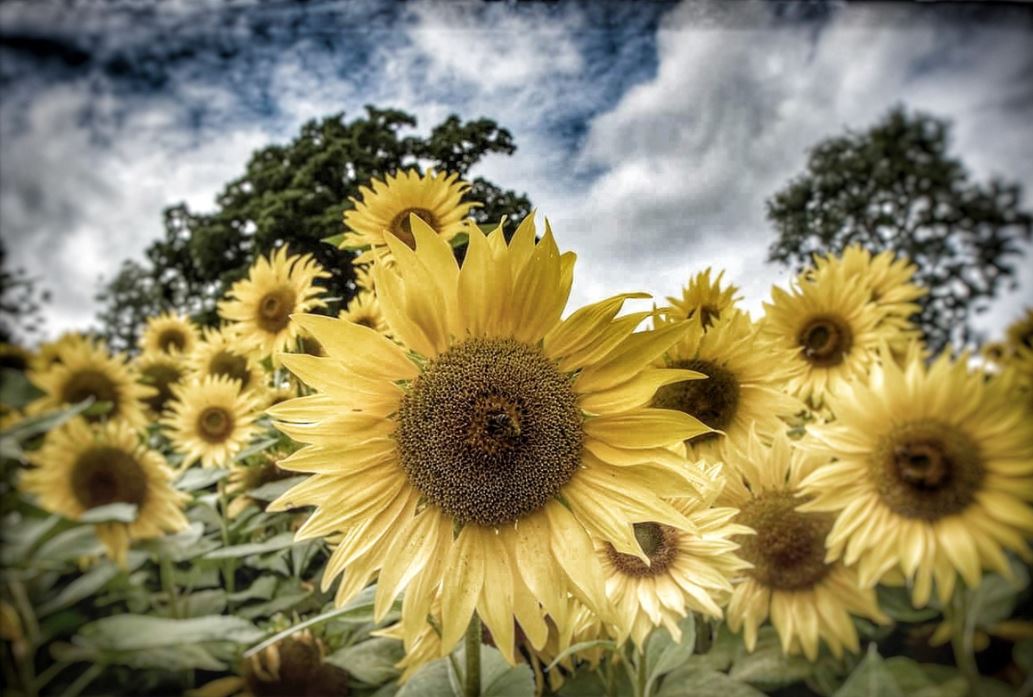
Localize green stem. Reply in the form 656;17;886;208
8;580;39;697
636;649;648;697
217;480;236;600
57;663;104;697
159;556;179;618
464;614;481;697
950;591;980;696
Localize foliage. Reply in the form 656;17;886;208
767;105;1031;353
94;107;531;352
0;240;50;344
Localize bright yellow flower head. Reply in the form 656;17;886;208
721;429;888;660
218;247;329;358
163;375;260;469
134;352;186;417
186;327;265;393
798;343;1033;607
28;341;152;429
138;311;201;356
21;419;188;567
30;332;91;373
666;268;742;329
760;261;904;406
337;291;388;334
341;169;478;261
810;245;925;324
268;215;711;669
596;463;751;648
653;310;802;462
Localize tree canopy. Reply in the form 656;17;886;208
95;106;532;351
767;106;1031;353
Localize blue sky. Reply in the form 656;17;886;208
2;0;1032;340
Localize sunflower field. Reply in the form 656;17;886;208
1;168;1031;697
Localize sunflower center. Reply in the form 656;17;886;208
256;287;297;333
798;314;853;367
652;359;739;443
209;350;251;389
71;446;149;510
158;328;187;352
873;420;984;520
141;362;183;413
244;635;348;697
606;522;680;577
60;369;120;421
197;406;235;444
389;207;439;248
735;491;833;591
396;337;583;527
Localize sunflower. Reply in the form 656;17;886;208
338;291;388;334
652;311;802;462
354;263;376;292
0;343;31;372
596;463;751;648
760;261;900;406
28;341;152;429
268;215;711;668
218;247;329;358
20;420;188;567
135;352;186;416
188;631;349;697
721;429;888;660
30;332;90;373
798;343;1033;607
138;311;200;356
810;245;925;329
163;375;260;469
341;169;478;261
186;327;265;393
666;268;742;329
1006;308;1033;356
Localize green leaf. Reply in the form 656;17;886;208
1014;639;1033;674
0;368;44;408
203;531;296;559
728;627;814;689
480;644;534;697
232;436;281;463
175;468;230;491
671;624;738;675
229;576;279;603
139;522;209;561
78;502;138;524
556;670;611;696
876;585;940;623
545;639;617;671
327;637;404;685
247;475;306;502
396;657;455;697
0;399;95;458
179;590;228;617
34;525;103;563
0;514;60;565
112;643;228;671
322;232;347;247
77;614;264;651
655;670;766;697
832;645;904;697
450;231;471;248
37;553;146;615
968;559;1029;628
646;614;696;696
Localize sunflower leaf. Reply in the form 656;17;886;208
326;637;404;685
545;639;617;671
79;503;138;524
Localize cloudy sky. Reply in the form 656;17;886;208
2;0;1032;341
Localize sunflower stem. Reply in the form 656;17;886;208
950;590;980;696
217;480;236;601
159;555;179;618
464;613;481;697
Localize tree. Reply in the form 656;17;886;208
96;106;532;352
0;240;50;345
767;106;1031;353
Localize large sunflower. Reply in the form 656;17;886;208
760;262;899;406
798;344;1033;607
138;311;201;356
186;327;265;393
341;169;478;260
652;311;802;462
722;429;888;660
596;463;751;648
30;332;90;373
219;247;329;358
268;215;711;668
135;352;186;416
28;341;152;429
665;268;742;329
163;375;260;469
21;420;188;567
